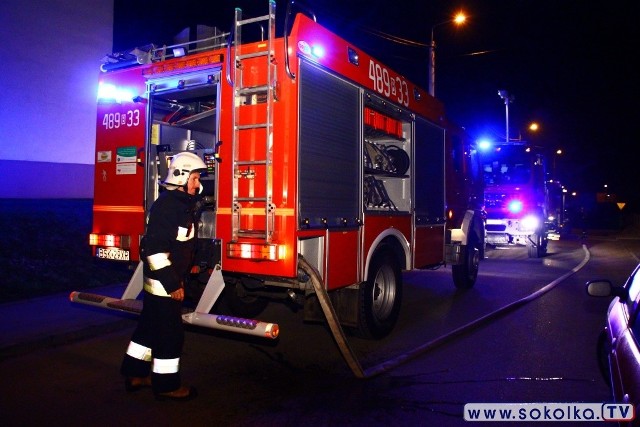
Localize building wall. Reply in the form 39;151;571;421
0;160;93;199
0;0;113;198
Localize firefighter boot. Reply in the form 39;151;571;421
155;385;198;401
124;375;152;392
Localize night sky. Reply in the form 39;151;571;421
114;0;638;207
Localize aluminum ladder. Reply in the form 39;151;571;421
230;1;277;243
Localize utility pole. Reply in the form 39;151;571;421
428;13;467;97
428;35;436;97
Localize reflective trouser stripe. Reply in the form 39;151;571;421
153;357;180;374
126;341;152;362
143;277;170;297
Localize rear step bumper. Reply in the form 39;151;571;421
69;291;279;339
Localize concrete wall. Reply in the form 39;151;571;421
0;160;93;198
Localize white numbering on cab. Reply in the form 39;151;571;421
102;109;141;130
368;59;409;107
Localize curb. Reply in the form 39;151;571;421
0;318;135;362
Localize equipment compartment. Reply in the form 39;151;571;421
363;106;411;212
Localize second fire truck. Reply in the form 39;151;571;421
72;2;485;349
480;141;549;258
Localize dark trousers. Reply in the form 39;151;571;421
120;292;185;393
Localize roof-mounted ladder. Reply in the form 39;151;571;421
230;1;277;243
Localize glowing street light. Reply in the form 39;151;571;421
518;121;540;141
428;11;467;97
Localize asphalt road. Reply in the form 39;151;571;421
1;232;638;426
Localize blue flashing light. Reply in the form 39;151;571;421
508;199;523;214
311;44;325;58
478;139;493;151
97;82;135;103
297;39;325;59
348;47;359;65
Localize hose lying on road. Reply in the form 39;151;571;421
364;244;591;378
302;245;590;379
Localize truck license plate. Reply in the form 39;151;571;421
96;247;130;261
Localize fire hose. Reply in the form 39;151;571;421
300;245;589;379
298;257;365;378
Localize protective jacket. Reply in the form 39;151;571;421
142;189;199;295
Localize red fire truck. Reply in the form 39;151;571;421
480;141;549;258
72;1;485;344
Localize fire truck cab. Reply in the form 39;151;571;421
73;2;485;342
480;141;549;258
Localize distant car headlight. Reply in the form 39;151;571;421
521;215;540;231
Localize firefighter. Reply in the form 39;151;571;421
120;151;206;401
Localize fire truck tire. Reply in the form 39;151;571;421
356;249;402;339
527;232;547;258
222;282;269;319
452;236;480;289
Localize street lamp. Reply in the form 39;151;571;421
561;187;567;227
428;12;467;97
498;89;515;143
518;121;540;141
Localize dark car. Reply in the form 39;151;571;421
587;264;640;425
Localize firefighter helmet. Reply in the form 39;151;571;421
162;152;207;187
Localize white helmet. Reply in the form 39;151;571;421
162;152;207;187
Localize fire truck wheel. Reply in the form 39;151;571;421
356;249;402;339
527;232;547;258
452;237;480;289
222;282;269;319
